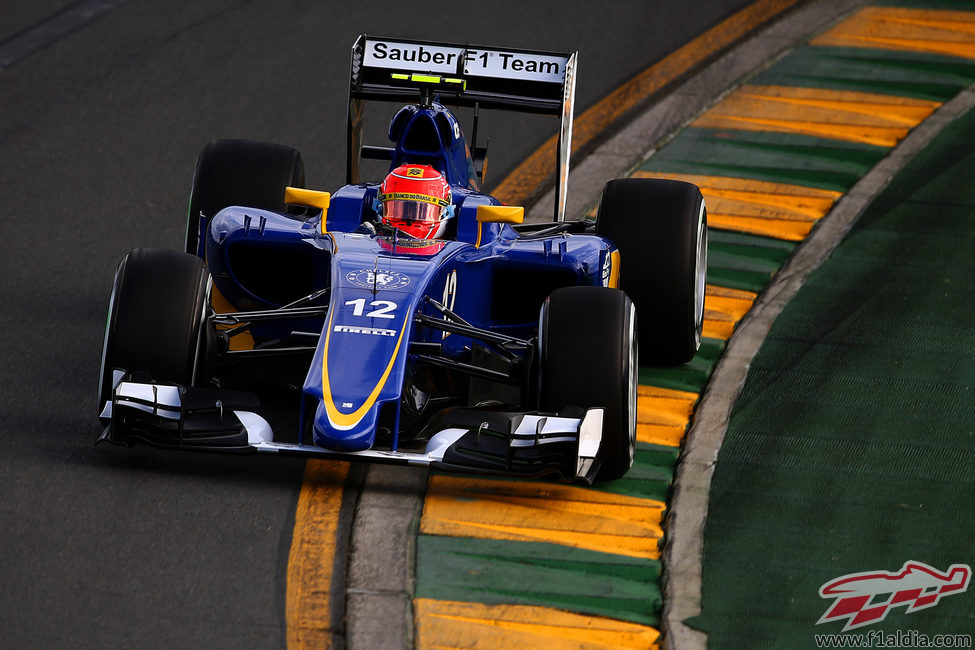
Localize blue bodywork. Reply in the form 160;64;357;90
198;101;615;453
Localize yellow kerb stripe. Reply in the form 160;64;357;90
421;476;665;559
414;599;660;650
634;172;843;241
286;460;348;649
812;7;975;60
637;384;698;447
704;284;759;341
691;85;941;148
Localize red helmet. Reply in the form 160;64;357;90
378;164;452;239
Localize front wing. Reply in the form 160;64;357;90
98;373;603;483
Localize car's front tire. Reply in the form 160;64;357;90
538;286;637;481
98;248;211;409
185;139;305;257
596;178;707;364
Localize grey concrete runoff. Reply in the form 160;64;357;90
346;464;427;649
345;1;883;648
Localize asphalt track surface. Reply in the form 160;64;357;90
0;1;756;647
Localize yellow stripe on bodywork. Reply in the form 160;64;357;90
812;7;975;60
476;204;525;224
414;599;660;649
284;186;330;234
608;249;621;288
691;85;941;147
320;309;407;429
421;476;664;559
634;172;842;241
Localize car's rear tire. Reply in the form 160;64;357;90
538;286;637;481
596;178;707;364
98;248;211;408
185;139;305;256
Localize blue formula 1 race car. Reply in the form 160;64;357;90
97;36;707;483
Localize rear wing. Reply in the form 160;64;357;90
347;35;578;221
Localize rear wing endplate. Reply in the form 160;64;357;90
348;35;577;221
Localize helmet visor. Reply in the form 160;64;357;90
382;200;443;222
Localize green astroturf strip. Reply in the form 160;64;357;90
593;444;680;502
706;267;775;294
415;536;663;626
639;338;725;394
707;229;796;293
641;129;887;193
754;45;975;101
695;101;975;648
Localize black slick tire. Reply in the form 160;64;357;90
538;286;637;481
596;178;707;364
185;139;305;256
98;248;211;408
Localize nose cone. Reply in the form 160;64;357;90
312;401;379;452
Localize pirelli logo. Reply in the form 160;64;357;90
333;325;397;337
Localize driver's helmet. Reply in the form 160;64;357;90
378;164;452;239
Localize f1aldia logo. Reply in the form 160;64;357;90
817;561;970;631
